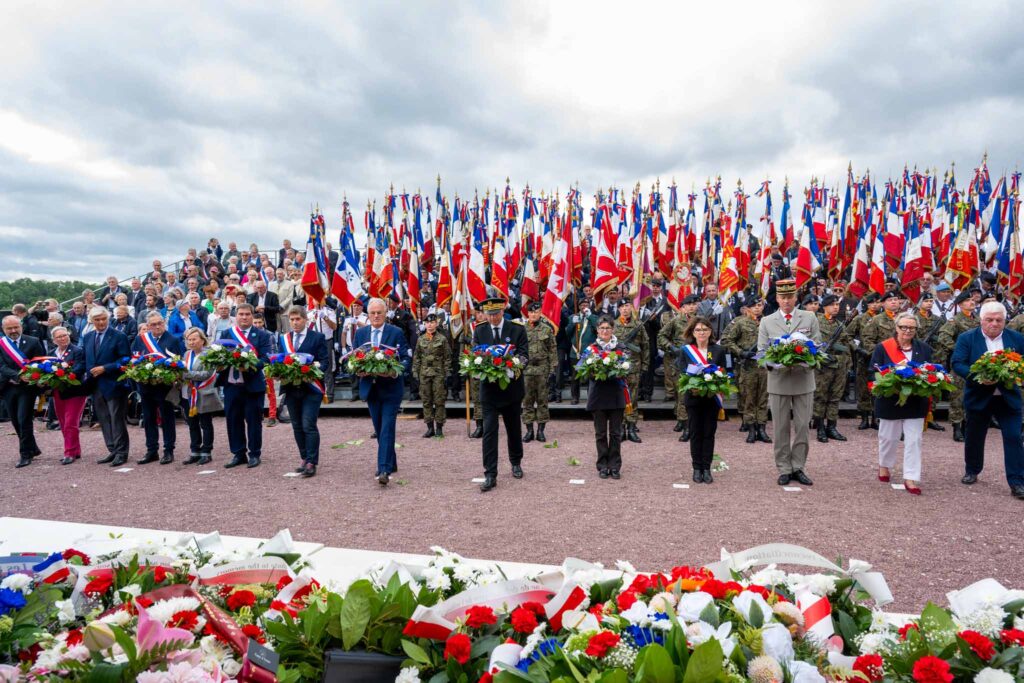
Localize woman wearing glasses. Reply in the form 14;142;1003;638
868;311;933;495
679;317;728;483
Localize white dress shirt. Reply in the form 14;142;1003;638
984;332;1004;353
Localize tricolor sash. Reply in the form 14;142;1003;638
0;337;28;369
139;332;166;357
229;326;256;353
281;333;297;354
185;350;216;416
682;344;725;410
278;335;325;400
880;338;908;365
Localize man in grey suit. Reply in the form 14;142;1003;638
757;279;822;486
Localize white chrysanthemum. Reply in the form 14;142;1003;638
747;655;783;683
620;600;653;626
857;632;891;655
210;344;222;351
975;668;1015;683
749;565;786;587
375;352;385;360
586;357;595;365
0;574;32;593
146;596;201;625
199;634;232;662
55;599;76;625
703;375;713;382
602;357;611;365
453;564;476;582
621;361;630;370
714;370;723;376
98;608;132;626
461;358;470;367
615;560;637;574
568;567;606;588
474;356;483;365
425;573;451;592
395;666;422;683
957;605;1006;638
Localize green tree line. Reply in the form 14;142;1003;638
0;278;101;310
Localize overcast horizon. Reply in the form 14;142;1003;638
2;1;1023;281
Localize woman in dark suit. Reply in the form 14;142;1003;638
869;311;932;495
585;317;629;480
49;326;89;465
679;317;728;484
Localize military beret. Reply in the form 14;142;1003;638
527;301;542;312
919;291;934;302
424;313;438;322
935;282;951;292
682;294;700;305
820;294;839;307
981;271;997;284
878;291;898;302
388;293;401;303
801;295;818;306
863;292;881;304
743;297;763;308
955;291;972;305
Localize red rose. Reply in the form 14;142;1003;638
510;606;539;633
492;357;502;366
911;655;952;683
853;653;884;682
880;368;892;375
84;576;113;596
150;566;167;583
958;630;995;661
465;605;497;629
300;365;310;373
1001;628;1024;646
615;590;638;611
898;622;919;640
443;633;472;664
385;349;395;356
68;373;76;380
226;589;257;611
284;356;294;365
927;374;938;384
169;610;199;630
867;381;875;391
505;360;513;368
30;372;40;380
232;351;241;358
627;575;652;594
794;345;805;354
242;623;266;644
478;673;493;683
699;578;728;600
585;630;621;658
55;369;65;377
356;351;365;359
62;548;91;565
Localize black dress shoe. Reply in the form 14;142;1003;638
137;453;159;465
97;454;115;464
599;469;610;479
61;457;75;465
479;476;496;492
626;426;642;443
470;421;484;438
15;457;31;468
678;426;690;442
777;473;792;485
927;421;946;431
184;454;201;465
371;432;378;439
1011;485;1024;500
610;470;620;479
961;473;978;485
702;469;713;484
792;470;813;486
295;463;308;473
301;463;317;478
224;457;246;469
511;464;524;479
378;472;390;486
673;420;685;432
159;454;174;465
693;469;702;483
198;455;212;465
110;455;127;467
246;457;261;468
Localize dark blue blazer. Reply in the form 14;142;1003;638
280;330;330;396
217;326;273;393
951;327;1024;413
131;332;186;397
55;344;90;399
353;324;409;402
83;328;132;398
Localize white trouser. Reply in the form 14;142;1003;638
878;418;923;482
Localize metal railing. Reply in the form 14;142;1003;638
59;251;279;309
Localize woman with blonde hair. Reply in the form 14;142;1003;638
181;327;222;465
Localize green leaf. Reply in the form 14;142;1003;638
682;638;723;683
85;662;127;683
698;602;719;629
302;600;331;644
402;639;432;665
597;670;629;683
339;580;375;650
635;644;675;683
920;602;957;648
836;610;859;649
748;603;764;629
543;440;559;449
110;625;137;664
665;622;689;668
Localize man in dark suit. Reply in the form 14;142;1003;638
217;303;273;469
1;315;45;467
474;295;529;492
951;301;1024;500
280;305;330;478
354;297;410;485
133;313;186;464
277;239;292;269
84;307;133;466
247;280;281;333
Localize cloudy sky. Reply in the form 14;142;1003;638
2;1;1022;282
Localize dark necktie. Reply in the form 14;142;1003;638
94;333;102;352
492;326;500;339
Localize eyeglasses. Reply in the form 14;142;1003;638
896;325;918;332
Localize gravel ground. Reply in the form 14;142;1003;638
2;415;1021;610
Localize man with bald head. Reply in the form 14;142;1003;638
1;315;45;467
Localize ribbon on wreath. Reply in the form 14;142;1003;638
682;344;725;419
279;338;326;401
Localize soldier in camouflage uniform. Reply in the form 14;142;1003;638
720;298;770;444
463;310;487;438
847;292;882;429
613;300;649;443
412;313;451;438
935;292;979;442
522;302;557;443
1007;305;1024;334
913;292;948;432
812;295;850;443
659;294;699;440
861;292;901;430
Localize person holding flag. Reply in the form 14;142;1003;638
280;306;330;478
1;315;45;468
133;313;185;465
680;317;728;484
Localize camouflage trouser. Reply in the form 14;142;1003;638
856;356;873;412
663;359;678;402
813;357;849;422
738;363;769;424
948;375;965;424
419;375;447;425
523;375;550;424
624;373;641;425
